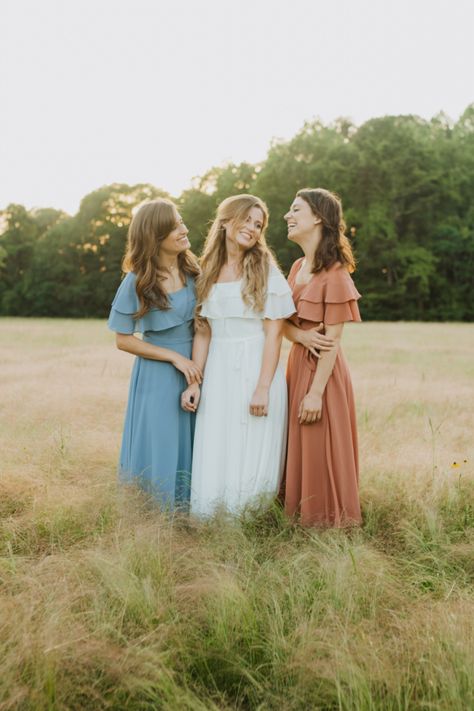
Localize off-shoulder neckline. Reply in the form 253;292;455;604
213;264;284;286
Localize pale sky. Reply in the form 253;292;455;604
1;0;473;214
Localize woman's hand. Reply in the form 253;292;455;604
298;392;322;425
172;354;202;385
249;385;269;417
181;382;201;412
299;324;335;358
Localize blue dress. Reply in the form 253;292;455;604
107;272;196;509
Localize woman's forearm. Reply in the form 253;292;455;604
283;320;303;344
192;321;211;371
116;333;179;364
257;320;283;389
308;323;344;396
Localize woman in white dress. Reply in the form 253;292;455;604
181;194;295;515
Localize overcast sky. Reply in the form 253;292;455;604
1;0;473;214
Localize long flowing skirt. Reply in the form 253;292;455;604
191;332;287;515
284;342;361;527
119;331;195;509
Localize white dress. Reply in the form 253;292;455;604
190;265;295;515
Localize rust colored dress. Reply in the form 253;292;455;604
283;258;362;527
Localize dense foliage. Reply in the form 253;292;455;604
1;107;473;320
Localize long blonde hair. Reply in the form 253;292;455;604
197;194;274;312
122;198;199;318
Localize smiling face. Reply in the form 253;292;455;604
225;206;264;252
159;209;190;256
284;196;321;244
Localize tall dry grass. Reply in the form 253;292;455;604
1;318;473;710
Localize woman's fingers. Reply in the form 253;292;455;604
187;367;202;385
181;386;200;412
181;391;197;412
310;334;334;347
308;346;321;358
187;368;199;386
181;394;191;411
250;404;267;417
313;341;332;351
181;361;202;385
299;408;320;425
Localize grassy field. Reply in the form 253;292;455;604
1;319;473;710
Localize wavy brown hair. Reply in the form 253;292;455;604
297;188;356;273
122;198;199;318
197;194;275;313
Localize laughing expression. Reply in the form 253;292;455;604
284;196;318;243
161;211;190;255
226;206;264;251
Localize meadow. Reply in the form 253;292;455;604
1;318;473;711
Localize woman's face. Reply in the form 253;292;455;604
284;196;319;244
160;210;190;256
225;206;264;252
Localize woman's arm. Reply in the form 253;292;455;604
298;322;344;424
181;319;212;412
283;320;335;357
115;333;202;385
249;319;283;417
191;319;212;371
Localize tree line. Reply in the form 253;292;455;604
1;106;473;321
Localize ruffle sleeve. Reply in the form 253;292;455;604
107;273;196;334
298;264;361;325
263;266;296;320
107;272;138;334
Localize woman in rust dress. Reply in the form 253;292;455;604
282;188;362;527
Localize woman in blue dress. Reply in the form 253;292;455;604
108;198;201;509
